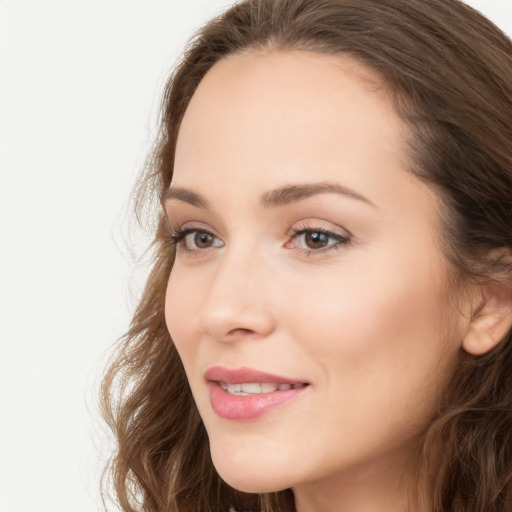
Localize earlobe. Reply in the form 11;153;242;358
462;283;512;356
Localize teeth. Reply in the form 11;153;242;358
261;383;278;393
241;383;262;394
221;382;304;396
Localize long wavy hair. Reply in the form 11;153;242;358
100;1;512;511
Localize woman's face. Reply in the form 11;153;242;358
164;51;469;497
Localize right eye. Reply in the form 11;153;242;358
172;228;224;252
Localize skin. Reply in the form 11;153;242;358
164;51;474;512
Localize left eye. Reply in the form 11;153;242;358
290;229;350;251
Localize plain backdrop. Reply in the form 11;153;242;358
1;1;511;511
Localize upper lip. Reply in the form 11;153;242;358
205;366;308;385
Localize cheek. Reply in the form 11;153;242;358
164;269;199;362
284;253;459;410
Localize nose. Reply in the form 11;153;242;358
196;247;276;343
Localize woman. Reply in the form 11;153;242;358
101;0;512;511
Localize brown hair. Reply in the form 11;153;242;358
100;1;512;511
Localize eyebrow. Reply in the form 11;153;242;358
162;181;375;209
161;186;210;209
260;182;375;208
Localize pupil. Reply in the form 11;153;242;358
306;231;328;248
195;232;212;248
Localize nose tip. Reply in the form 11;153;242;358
194;242;277;343
195;255;276;342
196;300;276;343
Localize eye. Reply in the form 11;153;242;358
300;231;332;249
288;226;350;254
172;228;224;251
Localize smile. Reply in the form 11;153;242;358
204;367;310;420
219;381;307;395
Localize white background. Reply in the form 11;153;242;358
1;1;511;511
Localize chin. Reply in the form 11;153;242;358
210;446;294;494
215;469;291;494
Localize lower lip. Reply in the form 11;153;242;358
208;382;307;420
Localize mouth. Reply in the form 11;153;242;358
205;366;310;420
218;381;307;396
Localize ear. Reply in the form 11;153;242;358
462;282;512;356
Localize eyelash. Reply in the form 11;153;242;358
289;224;351;255
170;227;220;252
170;224;351;256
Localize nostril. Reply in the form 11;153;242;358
195;286;276;342
227;327;255;336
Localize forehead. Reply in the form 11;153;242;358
176;51;397;149
172;50;423;215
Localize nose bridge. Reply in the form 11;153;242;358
196;241;275;342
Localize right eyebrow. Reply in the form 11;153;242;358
161;186;210;209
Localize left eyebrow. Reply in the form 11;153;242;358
161;181;376;210
260;182;376;208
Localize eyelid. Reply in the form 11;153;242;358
289;220;352;240
170;221;218;239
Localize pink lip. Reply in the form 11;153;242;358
205;366;309;420
205;366;306;384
